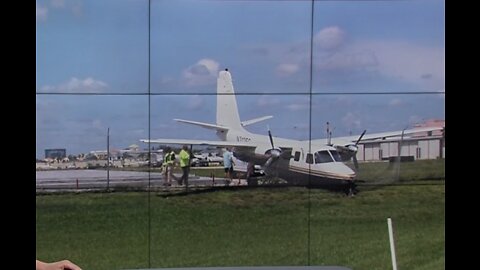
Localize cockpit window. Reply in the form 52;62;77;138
315;151;333;163
329;150;342;162
306;153;313;164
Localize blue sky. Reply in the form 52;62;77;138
36;0;445;158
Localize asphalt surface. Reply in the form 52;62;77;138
36;169;241;192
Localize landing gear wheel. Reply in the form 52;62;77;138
346;182;357;197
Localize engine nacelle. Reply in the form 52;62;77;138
265;148;282;158
334;144;358;161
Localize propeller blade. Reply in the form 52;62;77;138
264;126;283;177
264;156;274;168
353;155;359;170
355;130;367;146
267;125;275;149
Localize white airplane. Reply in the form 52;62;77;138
141;69;442;194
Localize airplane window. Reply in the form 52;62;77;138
306;153;314;164
329;150;342;162
294;151;301;161
315;151;334;163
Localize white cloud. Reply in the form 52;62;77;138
354;40;445;91
286;97;311;112
276;63;299;77
315;50;378;71
91;119;104;130
159;76;174;85
50;0;65;8
389;98;403;106
183;59;220;87
249;25;444;92
310;39;445;91
71;1;83;17
408;115;423;126
287;103;309;111
314;26;346;50
341;112;362;130
48;0;83;17
256;96;280;107
41;77;109;93
242;42;308;79
187;95;205;110
36;2;48;21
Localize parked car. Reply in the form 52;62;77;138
190;157;209;167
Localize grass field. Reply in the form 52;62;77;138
354;159;445;183
115;159;445;182
36;179;444;270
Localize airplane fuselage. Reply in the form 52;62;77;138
220;128;356;189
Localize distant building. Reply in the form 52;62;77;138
45;148;66;159
356;119;445;162
127;144;140;151
412;119;445;138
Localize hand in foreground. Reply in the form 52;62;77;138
36;259;82;270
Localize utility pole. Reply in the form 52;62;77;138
396;128;406;181
107;127;110;191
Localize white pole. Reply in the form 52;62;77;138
388;218;398;270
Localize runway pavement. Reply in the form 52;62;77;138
36;169;244;192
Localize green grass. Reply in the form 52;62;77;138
354;159;445;184
112;159;445;183
36;182;444;270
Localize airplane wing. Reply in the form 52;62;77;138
309;126;443;167
361;126;444;141
141;138;292;170
311;126;444;145
140;138;254;148
173;119;228;132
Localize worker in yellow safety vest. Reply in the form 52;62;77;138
163;147;176;186
178;145;190;186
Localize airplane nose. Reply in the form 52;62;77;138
319;162;356;180
338;163;356;178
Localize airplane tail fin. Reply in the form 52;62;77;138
216;69;246;132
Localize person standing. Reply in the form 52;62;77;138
163;146;176;186
246;161;257;186
223;147;234;186
178;145;190;186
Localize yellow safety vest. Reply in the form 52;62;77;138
179;149;190;167
164;151;175;165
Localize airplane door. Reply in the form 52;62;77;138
292;148;302;163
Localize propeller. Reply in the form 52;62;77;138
268;126;275;149
264;125;282;169
355;129;366;146
352;155;359;170
351;130;366;170
332;129;366;170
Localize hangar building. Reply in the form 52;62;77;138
356;119;445;162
